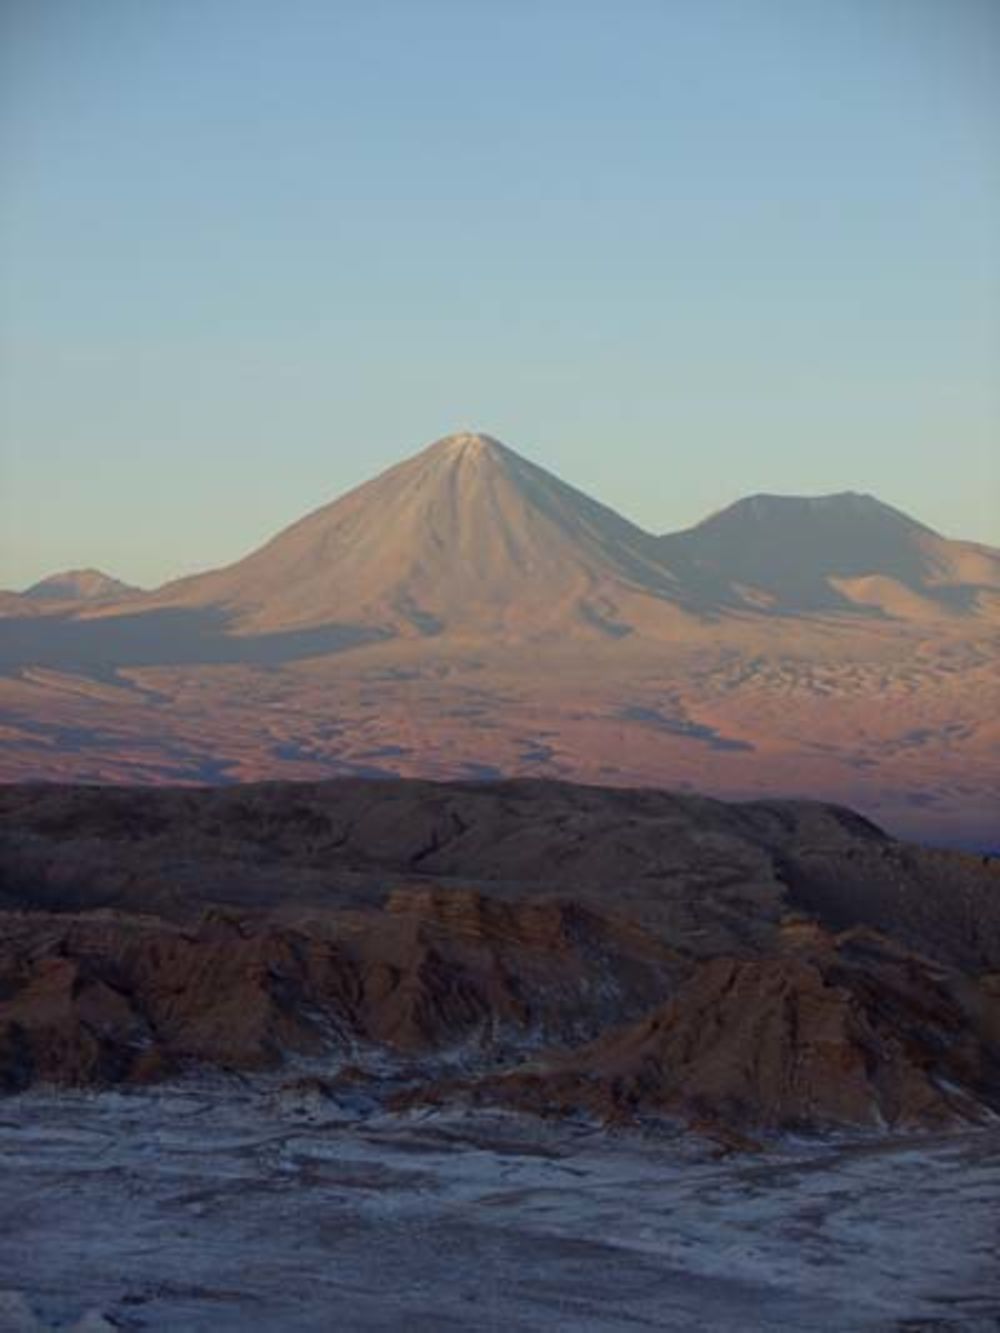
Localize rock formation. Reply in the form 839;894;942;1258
2;777;997;1140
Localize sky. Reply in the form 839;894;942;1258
2;0;998;588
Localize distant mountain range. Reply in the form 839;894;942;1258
1;432;997;847
23;568;139;603
6;433;999;634
658;490;1000;620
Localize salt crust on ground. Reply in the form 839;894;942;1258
0;1075;997;1331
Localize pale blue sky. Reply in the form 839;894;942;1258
2;0;998;588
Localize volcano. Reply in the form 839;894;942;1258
93;432;998;634
16;431;1000;636
141;432;701;637
659;491;1000;618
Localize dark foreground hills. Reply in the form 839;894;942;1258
2;777;998;1144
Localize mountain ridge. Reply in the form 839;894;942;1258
659;487;1000;617
10;431;998;634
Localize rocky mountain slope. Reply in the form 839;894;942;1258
2;778;997;1141
94;433;702;637
658;491;1000;618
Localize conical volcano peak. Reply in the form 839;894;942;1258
424;431;510;464
146;426;688;636
135;429;1000;639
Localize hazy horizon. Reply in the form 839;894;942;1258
2;0;999;587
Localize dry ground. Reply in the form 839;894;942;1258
0;1080;998;1332
1;622;997;847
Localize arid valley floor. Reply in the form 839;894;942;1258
2;625;995;848
2;1086;998;1331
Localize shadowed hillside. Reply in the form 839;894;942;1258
2;777;998;1140
659;491;1000;617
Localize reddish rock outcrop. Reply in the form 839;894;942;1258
430;931;1000;1132
1;778;998;1140
0;887;675;1089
